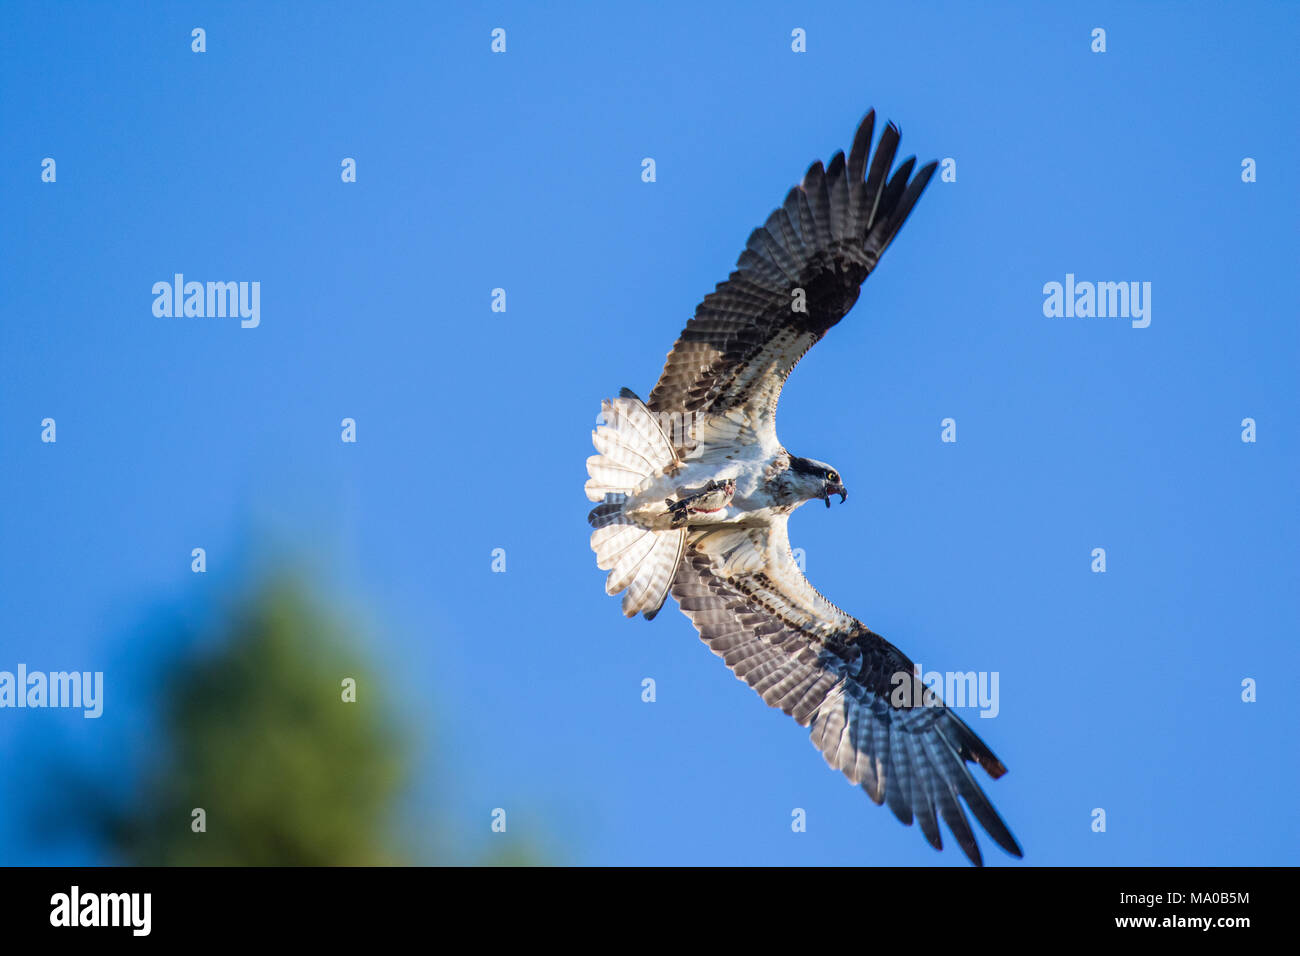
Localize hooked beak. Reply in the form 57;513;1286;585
823;482;848;508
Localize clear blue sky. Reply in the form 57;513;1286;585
2;1;1297;866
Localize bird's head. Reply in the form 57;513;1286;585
789;456;848;509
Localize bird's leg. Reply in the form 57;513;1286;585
665;478;737;525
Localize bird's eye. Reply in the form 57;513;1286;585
827;471;838;482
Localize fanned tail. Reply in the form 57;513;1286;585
586;389;685;620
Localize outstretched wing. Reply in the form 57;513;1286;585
648;111;937;452
671;517;1022;866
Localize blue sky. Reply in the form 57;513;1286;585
1;1;1297;866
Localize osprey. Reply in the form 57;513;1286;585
585;111;1022;866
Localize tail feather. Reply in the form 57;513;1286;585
589;431;656;480
605;532;659;595
623;530;686;621
586;389;685;619
591;523;647;570
585;459;647;499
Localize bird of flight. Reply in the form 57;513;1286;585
585;111;1021;866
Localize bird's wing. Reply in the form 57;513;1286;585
670;516;1022;866
648;111;937;454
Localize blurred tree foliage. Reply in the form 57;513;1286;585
107;579;410;865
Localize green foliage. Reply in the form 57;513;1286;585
113;579;409;865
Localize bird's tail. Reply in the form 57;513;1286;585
586;389;685;620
